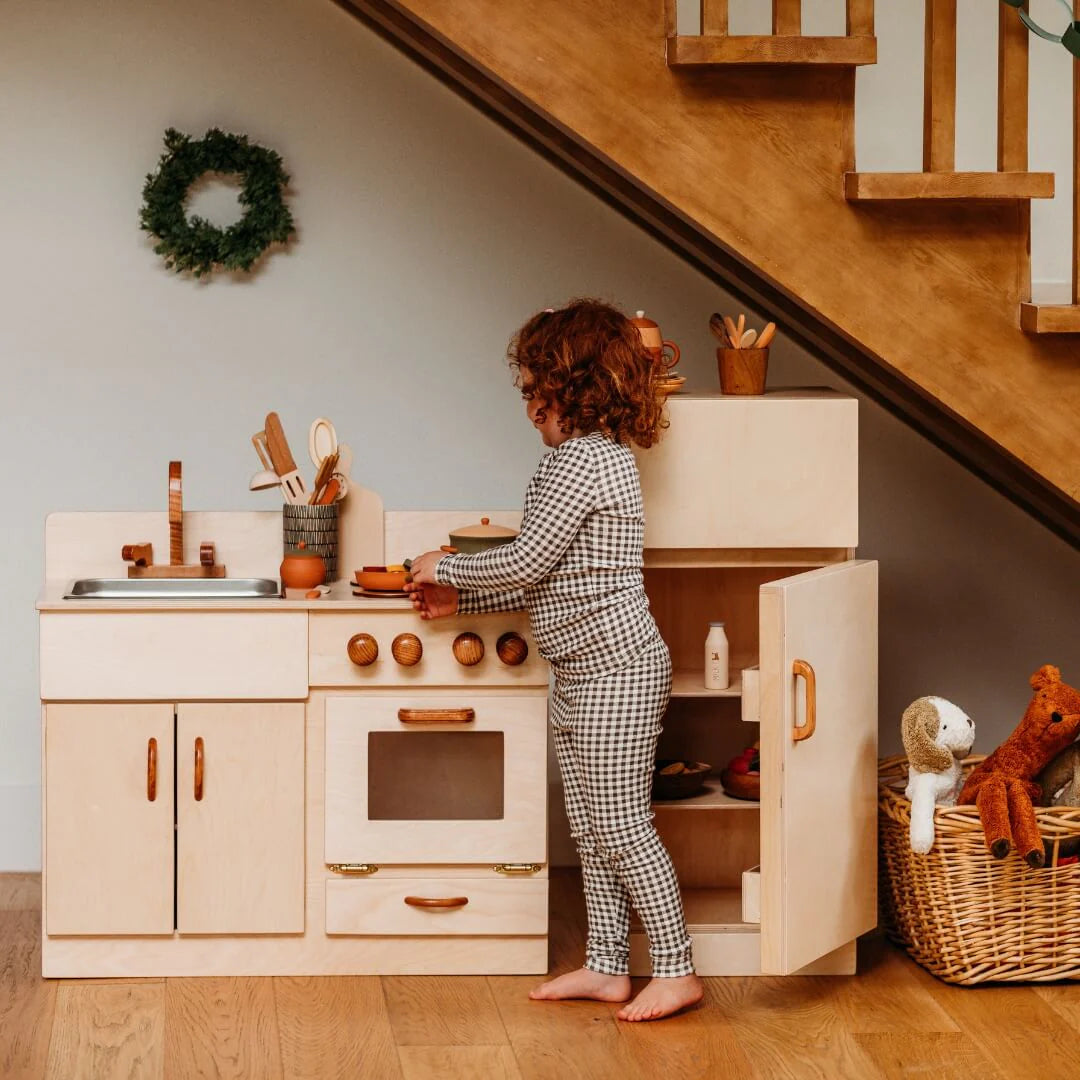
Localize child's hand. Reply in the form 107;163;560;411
408;549;445;585
404;582;459;619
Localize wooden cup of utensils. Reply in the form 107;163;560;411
717;347;769;395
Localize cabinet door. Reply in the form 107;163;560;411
176;703;305;934
758;560;878;974
45;704;174;935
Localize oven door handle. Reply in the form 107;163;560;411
397;708;476;724
404;895;469;909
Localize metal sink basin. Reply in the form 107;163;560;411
64;578;281;601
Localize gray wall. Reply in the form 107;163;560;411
1;0;1077;869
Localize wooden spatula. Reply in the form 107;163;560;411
265;412;308;505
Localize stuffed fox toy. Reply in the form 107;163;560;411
958;665;1080;867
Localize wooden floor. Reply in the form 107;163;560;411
2;871;1079;1079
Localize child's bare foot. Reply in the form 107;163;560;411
616;974;704;1021
529;967;631;1003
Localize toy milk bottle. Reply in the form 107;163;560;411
705;621;730;690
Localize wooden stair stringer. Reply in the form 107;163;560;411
334;0;1080;546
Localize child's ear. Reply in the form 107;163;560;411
1030;664;1062;692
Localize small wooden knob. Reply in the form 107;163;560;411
199;542;215;567
452;632;485;667
392;633;423;667
122;542;153;567
496;631;529;666
347;633;379;667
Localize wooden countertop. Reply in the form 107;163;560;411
35;580;481;613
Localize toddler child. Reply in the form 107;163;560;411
406;299;702;1021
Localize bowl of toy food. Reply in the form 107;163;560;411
353;565;412;592
652;760;711;801
720;742;760;800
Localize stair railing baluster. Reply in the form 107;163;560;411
773;0;802;36
847;0;875;39
923;0;958;173
700;0;728;37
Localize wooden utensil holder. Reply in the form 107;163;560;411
717;347;769;395
283;503;339;581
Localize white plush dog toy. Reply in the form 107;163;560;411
902;696;975;854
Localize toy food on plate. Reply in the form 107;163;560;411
652;759;710;800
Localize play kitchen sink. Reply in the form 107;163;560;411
63;577;280;600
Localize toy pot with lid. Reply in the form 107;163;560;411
280;541;327;591
446;517;519;555
630;310;680;371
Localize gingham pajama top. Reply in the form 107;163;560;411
434;431;660;677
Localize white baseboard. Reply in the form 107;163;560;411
0;784;40;871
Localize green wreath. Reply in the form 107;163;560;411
140;128;296;277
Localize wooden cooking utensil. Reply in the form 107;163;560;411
723;315;739;348
309;450;340;505
308;417;339;469
264;412;308;505
316;477;341;505
757;321;777;349
736;313;746;342
739;328;758;349
709;313;729;344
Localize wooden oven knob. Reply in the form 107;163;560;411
347;633;379;667
496;631;529;666
392;633;423;667
452;632;485;667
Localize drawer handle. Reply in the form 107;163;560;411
147;738;157;802
397;708;476;724
792;659;817;743
194;736;205;801
403;895;469;909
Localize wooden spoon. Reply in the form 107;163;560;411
757;321;777;349
739;328;758;349
736;313;746;342
723;315;739;348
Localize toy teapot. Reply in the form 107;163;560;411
630;310;680;371
280;541;326;592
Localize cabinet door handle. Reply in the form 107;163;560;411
397;708;476;724
194;736;205;801
147;738;158;802
403;895;469;909
792;659;817;742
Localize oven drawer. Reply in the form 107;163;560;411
324;694;548;864
325;875;548;936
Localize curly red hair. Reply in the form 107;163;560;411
508;299;667;449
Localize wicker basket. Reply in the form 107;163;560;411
879;754;1080;985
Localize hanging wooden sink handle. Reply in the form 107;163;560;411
792;659;817;742
403;896;469;909
147;737;157;802
194;736;205;801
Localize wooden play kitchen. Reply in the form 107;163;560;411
36;389;876;978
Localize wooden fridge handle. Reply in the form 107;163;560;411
403;896;469;909
792;659;817;742
147;737;157;802
194;736;204;801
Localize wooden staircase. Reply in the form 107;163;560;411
334;0;1080;545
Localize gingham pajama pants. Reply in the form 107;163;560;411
550;637;694;978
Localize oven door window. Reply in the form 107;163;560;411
367;731;505;821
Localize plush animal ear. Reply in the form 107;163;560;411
901;698;952;773
1030;665;1062;692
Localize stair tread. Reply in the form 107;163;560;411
669;34;876;67
844;171;1055;201
1019;303;1080;334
